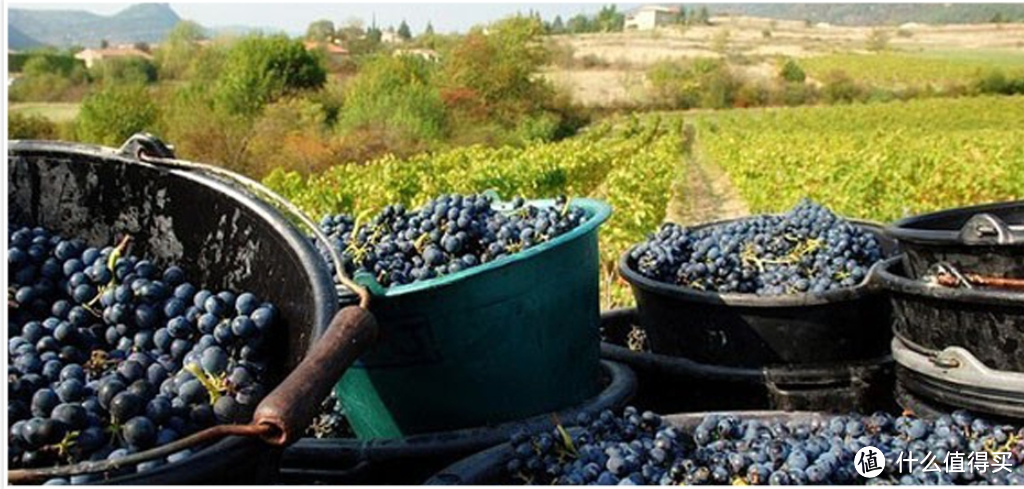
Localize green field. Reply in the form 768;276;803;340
800;51;1024;86
9;102;81;123
691;96;1024;223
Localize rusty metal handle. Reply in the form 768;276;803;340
936;272;1024;290
253;306;378;446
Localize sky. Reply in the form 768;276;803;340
8;3;639;35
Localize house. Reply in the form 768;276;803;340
74;48;153;69
303;41;350;63
624;5;681;31
393;48;439;62
380;28;402;44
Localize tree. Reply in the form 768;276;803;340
336;18;366;43
397;20;412;41
366;25;383;43
214;35;327;117
155;20;207;79
549;15;565;34
306;19;336;42
595;5;625;32
440;16;552;123
76;84;158;146
133;42;151;53
566;14;591;33
100;39;110;49
695;7;711;25
425;22;435;36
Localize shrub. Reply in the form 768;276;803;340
21;53;83;77
9;54;90;102
214;35;327;117
647;58;737;109
337;54;447;143
159;86;254;174
91;57;158;85
866;29;890;52
775;81;816;106
780;59;806;83
974;69;1024;95
76;84;159;146
821;70;863;104
8;112;58;140
246;98;338;176
734;82;770;108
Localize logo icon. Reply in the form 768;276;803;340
855;446;886;478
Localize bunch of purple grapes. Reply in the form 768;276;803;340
8;223;279;482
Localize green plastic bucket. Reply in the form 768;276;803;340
335;198;611;439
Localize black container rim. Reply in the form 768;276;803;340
886;200;1024;247
600;340;894;382
618;218;889;308
281;360;635;466
9;138;340;483
875;256;1024;306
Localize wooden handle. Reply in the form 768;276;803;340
253;306;378;446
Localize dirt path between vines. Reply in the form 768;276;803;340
666;128;749;225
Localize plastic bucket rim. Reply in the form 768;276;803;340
875;256;1024;305
360;197;611;298
10;138;338;483
886;199;1024;247
617;219;890;308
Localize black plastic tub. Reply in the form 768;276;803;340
886;200;1024;280
425;411;829;485
877;257;1024;419
619;220;897;368
8;138;338;484
600;309;896;415
276;360;636;485
877;257;1024;373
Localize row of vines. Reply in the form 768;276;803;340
263;115;687;307
691;96;1024;223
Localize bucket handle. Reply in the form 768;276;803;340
891;337;1024;393
958;213;1023;245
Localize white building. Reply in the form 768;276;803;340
624;5;680;31
74;47;153;69
381;28;402;44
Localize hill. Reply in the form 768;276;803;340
8;3;182;48
8;25;43;50
712;4;1024;26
